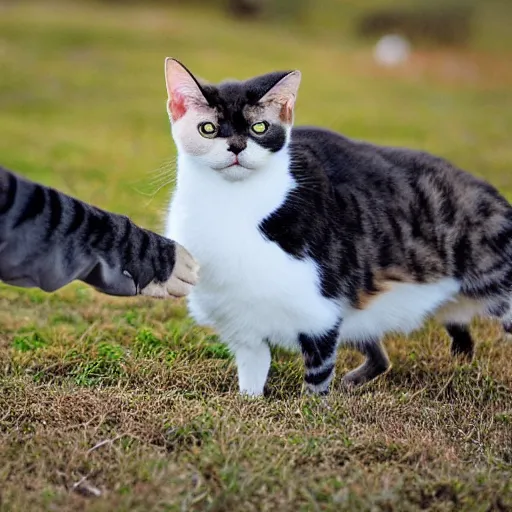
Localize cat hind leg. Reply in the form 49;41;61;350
437;295;512;359
342;340;391;388
498;298;512;338
444;324;474;360
435;295;484;360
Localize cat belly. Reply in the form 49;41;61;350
184;237;340;348
339;278;461;343
166;204;340;348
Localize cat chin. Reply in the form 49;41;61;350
218;165;254;182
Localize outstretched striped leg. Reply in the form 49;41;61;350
299;327;339;395
445;324;474;360
342;340;390;388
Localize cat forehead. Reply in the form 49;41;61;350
201;71;294;108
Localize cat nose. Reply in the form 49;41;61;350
227;141;246;155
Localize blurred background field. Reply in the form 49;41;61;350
1;0;512;226
1;1;512;510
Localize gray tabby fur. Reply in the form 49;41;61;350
0;167;198;298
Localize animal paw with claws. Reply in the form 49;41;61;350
141;243;199;298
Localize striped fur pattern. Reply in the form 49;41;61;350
165;60;512;396
0;167;198;298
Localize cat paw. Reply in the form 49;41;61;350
239;390;265;399
140;243;199;298
341;363;391;389
341;370;367;389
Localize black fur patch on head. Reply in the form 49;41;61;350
197;72;292;153
254;124;286;152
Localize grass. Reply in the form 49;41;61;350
1;1;512;510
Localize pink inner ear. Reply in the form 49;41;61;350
169;92;187;121
279;98;294;124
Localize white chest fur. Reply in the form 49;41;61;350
165;153;340;349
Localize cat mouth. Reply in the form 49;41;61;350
223;161;245;170
212;162;244;171
226;157;241;168
215;159;254;172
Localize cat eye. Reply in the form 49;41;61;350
198;122;218;138
251;121;268;135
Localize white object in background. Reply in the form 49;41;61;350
373;34;411;67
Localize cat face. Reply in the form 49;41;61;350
165;59;301;182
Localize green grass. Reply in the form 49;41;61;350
1;1;512;510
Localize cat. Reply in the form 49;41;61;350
0;166;198;298
164;58;512;396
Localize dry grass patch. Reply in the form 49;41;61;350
1;306;511;510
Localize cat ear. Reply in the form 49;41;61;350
259;70;301;124
164;58;208;121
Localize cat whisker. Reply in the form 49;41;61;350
146;159;176;179
147;173;176;188
130;159;178;207
141;178;176;207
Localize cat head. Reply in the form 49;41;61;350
164;58;301;182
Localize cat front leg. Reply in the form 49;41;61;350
299;327;339;395
232;340;271;397
342;340;390;387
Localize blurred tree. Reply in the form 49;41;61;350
228;0;263;19
227;0;308;22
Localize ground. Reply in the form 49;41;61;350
0;1;511;510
